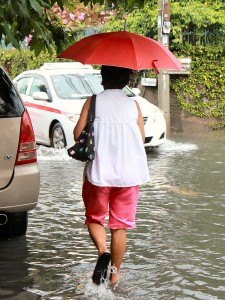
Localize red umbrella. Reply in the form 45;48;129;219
58;31;182;73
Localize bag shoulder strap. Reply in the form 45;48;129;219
88;94;96;122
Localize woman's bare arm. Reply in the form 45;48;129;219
73;97;91;141
135;100;145;143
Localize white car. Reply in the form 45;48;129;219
13;62;166;149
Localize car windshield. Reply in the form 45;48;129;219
51;73;135;99
83;74;136;97
51;74;93;99
82;74;103;94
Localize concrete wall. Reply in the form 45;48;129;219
138;84;216;133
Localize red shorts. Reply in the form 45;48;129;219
82;178;139;229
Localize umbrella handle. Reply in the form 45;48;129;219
152;60;159;74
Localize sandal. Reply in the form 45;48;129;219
92;252;111;285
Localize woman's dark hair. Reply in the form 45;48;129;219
101;65;133;89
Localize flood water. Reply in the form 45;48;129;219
0;131;225;300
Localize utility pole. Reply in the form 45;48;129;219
157;0;171;135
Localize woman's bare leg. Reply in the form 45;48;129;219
87;223;108;255
88;223;111;284
110;228;126;284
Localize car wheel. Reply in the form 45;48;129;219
0;211;28;239
51;123;66;149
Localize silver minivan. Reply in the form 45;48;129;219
0;66;40;238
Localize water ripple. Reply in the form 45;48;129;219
1;134;225;299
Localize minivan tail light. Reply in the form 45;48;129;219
16;111;37;165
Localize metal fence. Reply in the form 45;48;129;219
182;30;225;45
72;28;225;46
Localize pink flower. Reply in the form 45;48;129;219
78;13;85;21
61;11;66;18
25;34;33;46
69;13;75;20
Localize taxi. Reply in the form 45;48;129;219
13;62;166;149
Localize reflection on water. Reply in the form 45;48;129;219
1;132;225;299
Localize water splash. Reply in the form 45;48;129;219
37;139;198;162
159;139;198;153
36;145;73;161
84;281;122;300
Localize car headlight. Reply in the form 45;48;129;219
66;113;80;123
152;109;164;122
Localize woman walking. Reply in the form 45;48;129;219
73;65;150;285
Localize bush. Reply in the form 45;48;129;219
0;49;59;79
171;45;225;129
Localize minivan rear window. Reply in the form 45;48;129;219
0;68;24;117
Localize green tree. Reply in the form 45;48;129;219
0;0;110;55
0;0;146;55
0;0;71;55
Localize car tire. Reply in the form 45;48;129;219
0;211;28;239
51;122;66;149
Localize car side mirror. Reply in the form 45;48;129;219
131;88;141;95
32;92;49;101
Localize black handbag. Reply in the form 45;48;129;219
67;94;96;162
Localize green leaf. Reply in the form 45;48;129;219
28;0;43;15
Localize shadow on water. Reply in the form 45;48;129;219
1;131;225;299
0;236;42;300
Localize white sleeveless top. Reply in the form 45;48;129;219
85;89;150;187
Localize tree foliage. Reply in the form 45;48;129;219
1;0;225;54
101;1;225;47
0;0;146;55
0;0;74;55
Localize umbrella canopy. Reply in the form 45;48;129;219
58;31;183;73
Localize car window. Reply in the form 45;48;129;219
15;77;31;95
122;86;135;97
0;68;24;117
83;74;135;97
51;74;92;99
51;73;135;99
29;77;48;96
83;74;104;94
